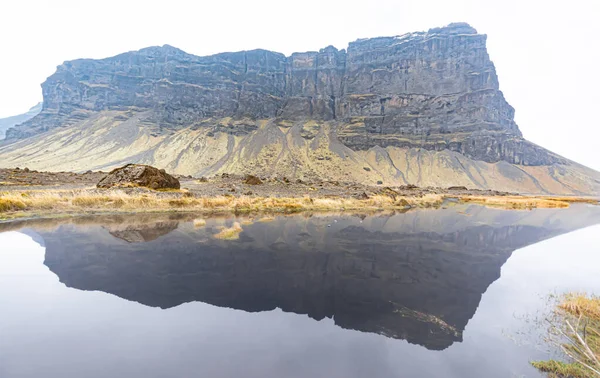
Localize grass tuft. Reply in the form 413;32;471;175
0;198;27;212
532;293;600;378
531;360;592;378
559;294;600;320
214;222;243;240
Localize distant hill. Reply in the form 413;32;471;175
0;102;42;140
0;23;599;194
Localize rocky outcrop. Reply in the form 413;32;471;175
1;23;599;194
4;23;548;164
97;164;180;189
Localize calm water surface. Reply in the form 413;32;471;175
1;204;600;378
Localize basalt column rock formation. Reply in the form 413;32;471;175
1;23;599;194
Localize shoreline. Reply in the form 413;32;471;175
1;167;598;222
1;186;598;223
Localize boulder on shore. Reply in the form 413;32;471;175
243;175;263;185
97;164;180;190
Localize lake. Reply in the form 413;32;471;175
1;204;600;378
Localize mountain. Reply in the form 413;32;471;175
0;102;42;139
1;23;599;194
29;205;600;350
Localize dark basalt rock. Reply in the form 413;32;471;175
97;164;180;189
4;23;563;166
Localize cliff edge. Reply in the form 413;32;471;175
1;23;598;194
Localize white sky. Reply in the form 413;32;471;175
1;0;598;170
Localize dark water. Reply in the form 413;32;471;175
1;204;600;378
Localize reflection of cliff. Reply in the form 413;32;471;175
103;221;179;243
38;205;600;350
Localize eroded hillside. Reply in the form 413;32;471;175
1;23;598;194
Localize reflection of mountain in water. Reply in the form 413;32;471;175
103;221;179;243
33;205;600;350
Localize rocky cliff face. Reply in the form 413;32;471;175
1;23;599;194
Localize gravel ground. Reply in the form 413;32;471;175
0;168;513;199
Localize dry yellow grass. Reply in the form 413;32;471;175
559;293;600;324
193;218;206;228
0;189;596;220
213;222;243;240
458;195;573;209
257;216;276;222
533;293;600;378
550;197;600;205
0;197;28;212
0;189;431;219
239;217;256;225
